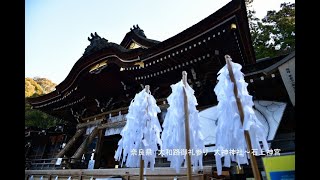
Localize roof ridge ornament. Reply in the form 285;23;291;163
130;24;140;31
83;32;109;56
130;24;146;38
87;32;102;42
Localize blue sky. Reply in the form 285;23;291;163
26;0;294;84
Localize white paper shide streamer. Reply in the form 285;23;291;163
114;87;162;170
161;80;205;173
214;58;269;175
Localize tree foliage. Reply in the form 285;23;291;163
25;101;63;129
34;77;57;94
247;1;295;59
25;78;43;97
25;77;56;97
25;77;63;129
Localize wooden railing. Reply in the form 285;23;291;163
26;158;69;170
25;166;219;180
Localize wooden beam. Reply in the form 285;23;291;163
81;98;168;123
81;107;129;122
98;120;126;130
76;119;103;129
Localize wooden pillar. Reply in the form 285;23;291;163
182;71;192;180
225;55;261;180
71;127;100;162
94;128;105;169
140;85;150;180
55;128;85;159
139;155;144;180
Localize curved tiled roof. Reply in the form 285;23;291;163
27;0;256;123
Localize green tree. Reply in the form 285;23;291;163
25;101;63;129
249;2;295;59
25;77;63;129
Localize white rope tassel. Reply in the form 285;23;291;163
213;55;269;175
114;85;162;170
161;71;205;173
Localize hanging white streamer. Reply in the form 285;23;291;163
161;80;205;173
214;59;269;175
114;88;162;170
